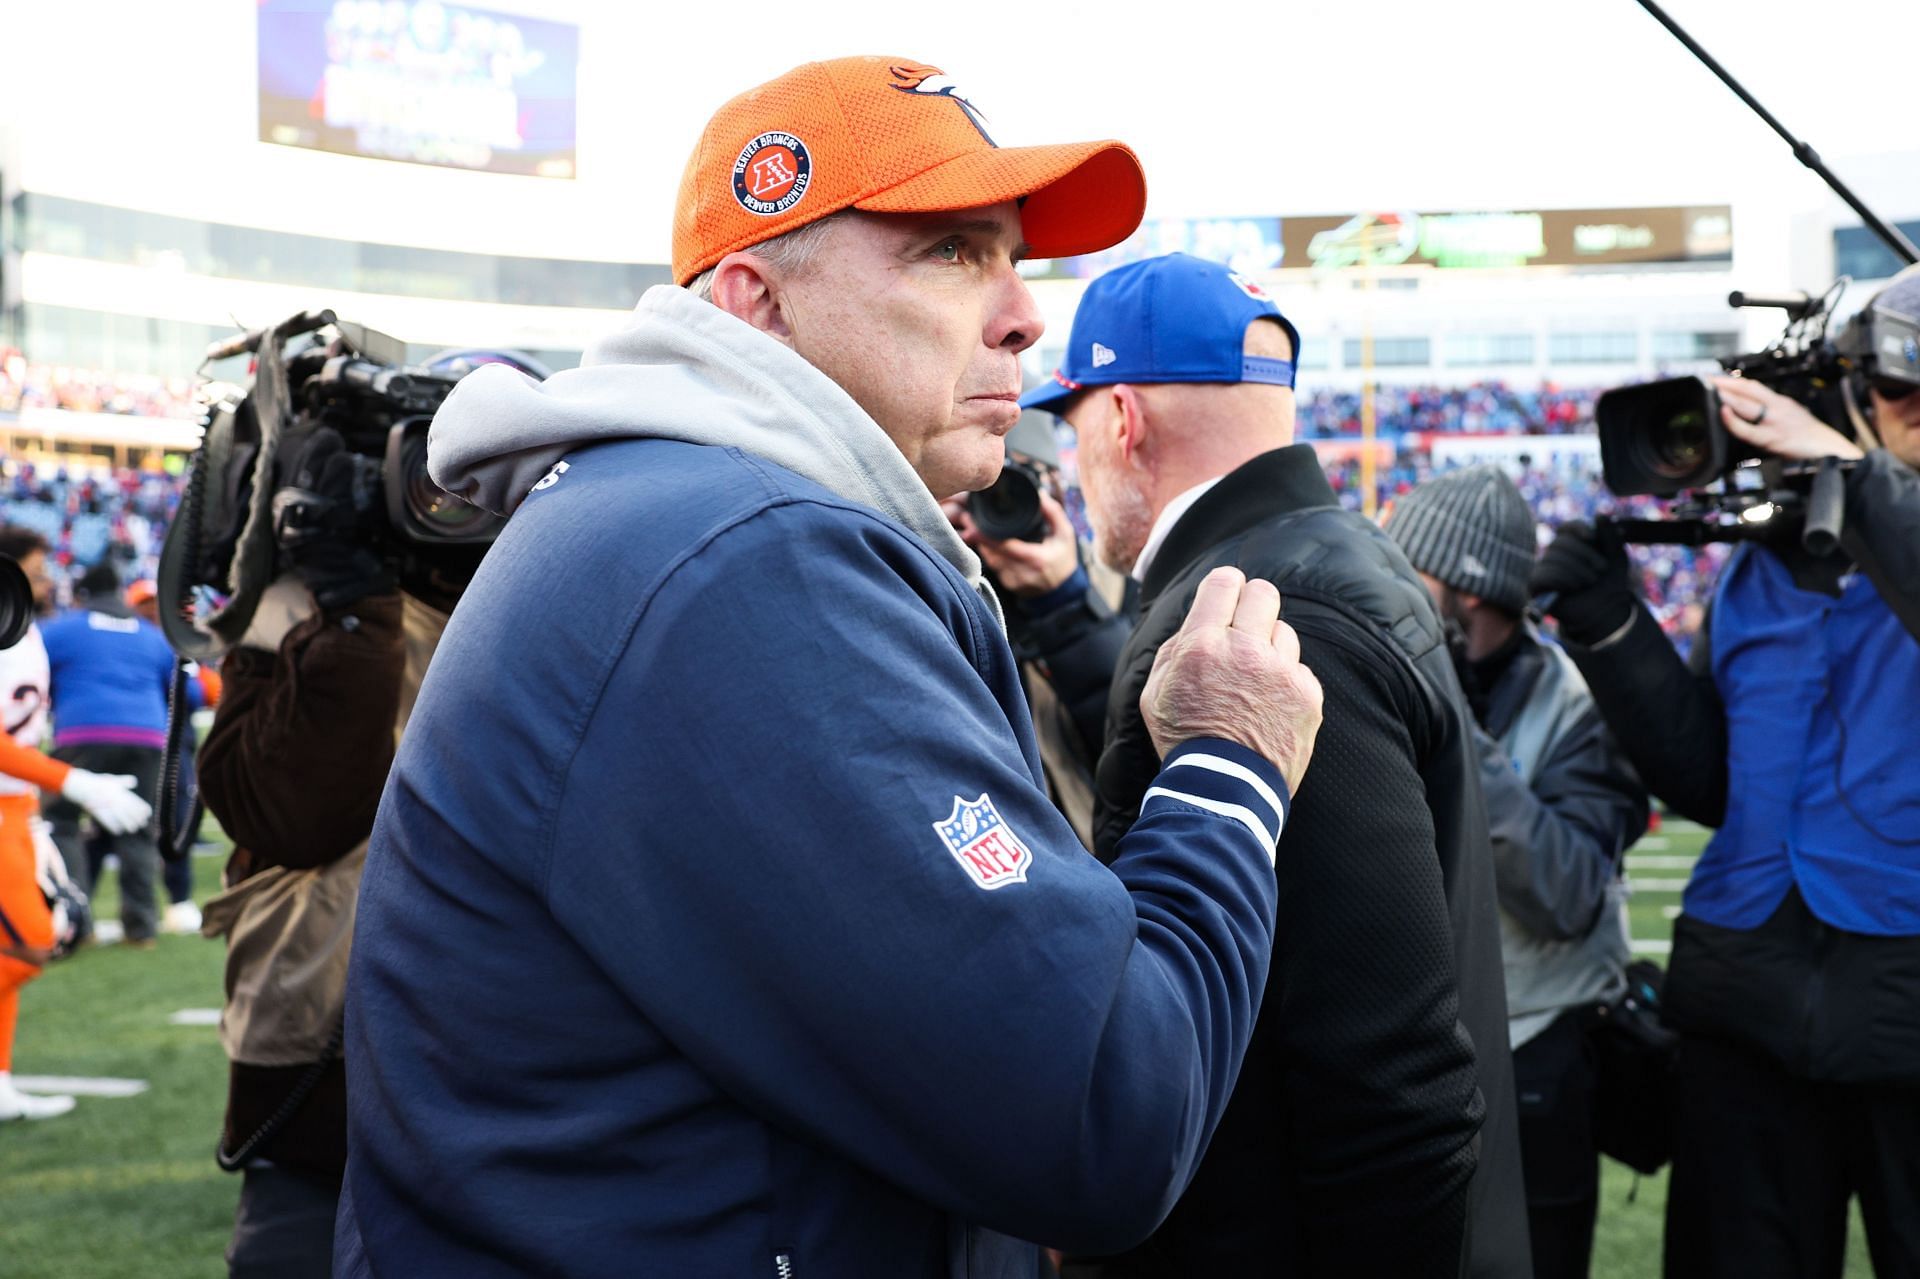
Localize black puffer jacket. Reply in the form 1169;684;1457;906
1083;446;1530;1279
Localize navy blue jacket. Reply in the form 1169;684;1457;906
336;438;1288;1278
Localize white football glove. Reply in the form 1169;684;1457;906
61;769;153;836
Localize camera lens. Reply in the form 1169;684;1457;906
1650;409;1712;479
401;433;491;537
968;464;1047;542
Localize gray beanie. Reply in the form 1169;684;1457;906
1386;464;1536;613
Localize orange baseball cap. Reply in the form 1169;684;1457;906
124;579;157;608
672;56;1147;285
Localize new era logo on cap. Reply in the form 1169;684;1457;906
1460;553;1490;578
1091;342;1117;368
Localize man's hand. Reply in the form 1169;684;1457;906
272;427;395;609
1141;566;1324;797
1531;520;1637;645
1713;375;1865;462
61;769;152;836
941;491;1080;597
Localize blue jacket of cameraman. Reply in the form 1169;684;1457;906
1691;537;1920;935
333;288;1289;1279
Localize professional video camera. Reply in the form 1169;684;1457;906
157;309;548;663
1593;282;1920;547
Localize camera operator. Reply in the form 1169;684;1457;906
196;423;480;1278
942;411;1132;846
1533;270;1920;1276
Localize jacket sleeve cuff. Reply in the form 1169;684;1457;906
1141;738;1290;866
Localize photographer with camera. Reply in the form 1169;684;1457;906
943;411;1132;846
1534;268;1920;1277
190;335;519;1274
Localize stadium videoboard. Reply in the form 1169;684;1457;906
257;0;579;179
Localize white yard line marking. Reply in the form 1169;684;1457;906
1663;905;1683;920
1631;835;1671;851
1631;939;1673;955
93;920;124;944
1627;878;1692;893
1660;820;1711;836
9;1076;149;1098
168;1009;221;1026
1626;856;1700;871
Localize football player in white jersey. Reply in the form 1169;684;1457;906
0;528;150;1120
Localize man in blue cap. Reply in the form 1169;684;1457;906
1026;253;1530;1278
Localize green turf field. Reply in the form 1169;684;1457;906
0;823;1875;1276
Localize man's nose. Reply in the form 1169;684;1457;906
987;269;1045;356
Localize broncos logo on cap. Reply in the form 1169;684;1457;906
889;62;995;146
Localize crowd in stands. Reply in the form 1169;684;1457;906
0;351;201;420
1298;381;1602;439
2;463;185;604
5;361;1721;648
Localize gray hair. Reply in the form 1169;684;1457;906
683;211;852;302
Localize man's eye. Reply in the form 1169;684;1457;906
933;240;962;262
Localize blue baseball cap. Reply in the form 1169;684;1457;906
1019;252;1300;414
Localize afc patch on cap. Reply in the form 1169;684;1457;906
732;131;812;216
934;793;1033;890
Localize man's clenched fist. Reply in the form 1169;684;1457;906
1140;565;1324;797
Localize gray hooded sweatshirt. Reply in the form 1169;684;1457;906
427;284;1004;629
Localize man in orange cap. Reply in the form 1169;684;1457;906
336;57;1326;1276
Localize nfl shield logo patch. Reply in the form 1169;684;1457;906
934;794;1034;891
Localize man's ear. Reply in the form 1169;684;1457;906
708;252;795;345
1112;384;1150;468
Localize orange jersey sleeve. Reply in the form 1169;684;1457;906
0;735;69;795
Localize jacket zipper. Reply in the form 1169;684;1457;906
774;1250;795;1279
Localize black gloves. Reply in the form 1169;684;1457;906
271;427;394;609
1531;519;1638;646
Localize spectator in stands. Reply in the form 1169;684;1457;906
1386;465;1647;1279
40;560;176;947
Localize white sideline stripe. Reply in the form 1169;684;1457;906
1164;753;1287;827
1141;787;1279;864
169;1008;221;1026
93;920;124;944
9;1075;148;1098
1631;939;1673;955
1627;856;1699;871
1629;878;1692;893
1633;835;1671;851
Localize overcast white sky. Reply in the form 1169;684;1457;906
580;0;1919;237
4;0;1914;264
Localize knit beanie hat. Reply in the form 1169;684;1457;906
1385;464;1536;613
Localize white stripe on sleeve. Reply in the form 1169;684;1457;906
1162;751;1288;829
1140;786;1280;865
